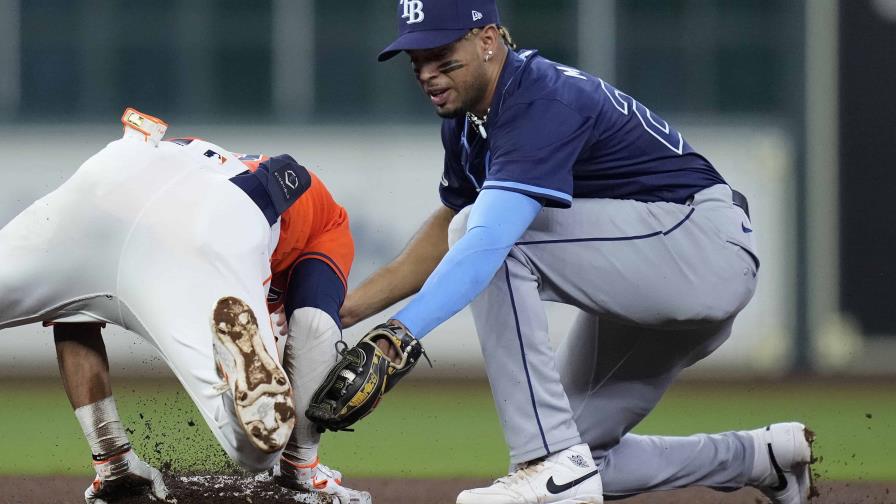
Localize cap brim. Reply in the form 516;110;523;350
377;28;470;62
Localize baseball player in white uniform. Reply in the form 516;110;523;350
0;109;370;504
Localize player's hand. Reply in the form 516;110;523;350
271;306;289;337
84;450;174;503
377;319;407;363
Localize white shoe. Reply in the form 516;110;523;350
276;456;373;504
748;422;817;504
212;296;295;453
457;443;602;504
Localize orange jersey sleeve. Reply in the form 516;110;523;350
269;171;354;288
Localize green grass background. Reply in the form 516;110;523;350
0;378;892;481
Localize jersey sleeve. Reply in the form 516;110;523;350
484;99;594;208
438;120;479;211
393;189;542;338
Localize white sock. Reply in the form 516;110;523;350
74;396;130;460
281;307;341;465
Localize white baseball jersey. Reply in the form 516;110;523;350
0;132;283;471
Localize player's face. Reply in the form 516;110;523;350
408;37;491;118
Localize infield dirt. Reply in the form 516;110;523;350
0;475;893;504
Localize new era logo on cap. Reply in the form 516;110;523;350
472;10;483;21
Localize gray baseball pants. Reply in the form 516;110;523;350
448;184;760;495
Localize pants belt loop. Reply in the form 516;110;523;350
731;189;750;219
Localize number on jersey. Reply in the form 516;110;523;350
552;65;685;155
599;80;684;154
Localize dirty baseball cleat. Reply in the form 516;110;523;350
276;456;373;504
84;449;171;504
212;296;295;453
748;422;818;504
457;443;603;504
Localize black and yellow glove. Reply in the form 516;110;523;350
305;322;428;432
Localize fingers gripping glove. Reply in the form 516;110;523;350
85;449;172;504
305;323;429;432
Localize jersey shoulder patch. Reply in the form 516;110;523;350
259;154;312;214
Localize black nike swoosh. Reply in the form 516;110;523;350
545;468;600;494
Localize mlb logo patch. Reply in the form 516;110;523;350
203;149;228;164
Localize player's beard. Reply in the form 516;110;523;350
436;66;491;119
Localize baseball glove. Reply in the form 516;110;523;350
305;322;428;432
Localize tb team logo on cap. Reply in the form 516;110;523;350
401;0;425;24
379;0;500;61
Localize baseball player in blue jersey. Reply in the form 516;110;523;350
333;1;816;503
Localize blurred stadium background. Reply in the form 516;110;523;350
0;0;894;488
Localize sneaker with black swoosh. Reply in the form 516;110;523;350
456;443;602;503
748;422;818;504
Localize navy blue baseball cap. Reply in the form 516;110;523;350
378;0;501;62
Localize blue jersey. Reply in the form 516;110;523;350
439;50;726;210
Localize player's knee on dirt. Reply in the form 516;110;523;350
447;205;473;248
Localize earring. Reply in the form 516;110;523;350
485;50;493;62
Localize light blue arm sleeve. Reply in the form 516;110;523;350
393;189;543;338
